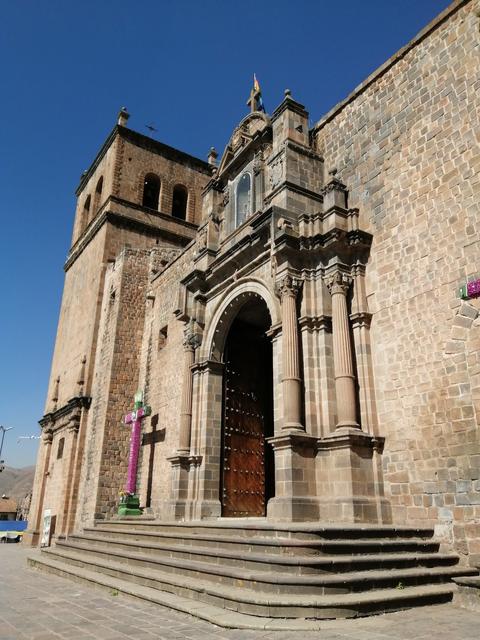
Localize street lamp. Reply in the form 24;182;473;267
0;426;13;473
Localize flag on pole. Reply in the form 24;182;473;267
253;74;265;112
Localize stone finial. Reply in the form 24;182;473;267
77;356;86;396
284;89;292;98
117;107;130;127
51;376;60;411
208;147;218;166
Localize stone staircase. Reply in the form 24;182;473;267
28;519;478;630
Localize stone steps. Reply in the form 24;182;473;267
64;533;457;575
29;519;478;623
84;525;441;555
92;519;436;540
44;540;476;595
28;549;458;625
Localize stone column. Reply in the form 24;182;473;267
32;427;53;542
277;275;304;431
178;325;199;454
325;271;359;430
60;418;80;536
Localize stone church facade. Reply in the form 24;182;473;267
26;0;479;569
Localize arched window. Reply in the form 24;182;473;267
172;185;188;220
93;176;103;213
236;173;251;227
142;173;160;210
82;195;91;227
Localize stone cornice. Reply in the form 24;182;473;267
298;229;373;252
191;359;224;375
39;396;91;431
65;199;197;271
76;125;212;196
265;180;324;206
350;311;373;329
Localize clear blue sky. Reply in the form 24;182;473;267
0;0;452;468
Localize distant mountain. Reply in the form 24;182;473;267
0;466;35;503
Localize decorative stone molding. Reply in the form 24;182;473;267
298;315;332;332
42;428;53;445
183;323;202;351
320;177;348;197
350;311;372;329
253;151;263;176
268;156;284;190
39;395;91;435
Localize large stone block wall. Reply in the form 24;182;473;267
314;0;480;561
76;248;152;525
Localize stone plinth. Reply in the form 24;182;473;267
316;429;390;523
267;432;319;521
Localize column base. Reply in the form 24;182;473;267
167;454;204;521
267;432;319;522
267;496;320;521
316;430;391;524
118;494;142;516
22;529;40;547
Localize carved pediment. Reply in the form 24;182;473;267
217;112;271;176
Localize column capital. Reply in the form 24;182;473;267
324;271;352;296
276;274;302;300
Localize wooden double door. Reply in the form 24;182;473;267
221;319;274;517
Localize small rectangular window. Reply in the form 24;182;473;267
57;437;65;459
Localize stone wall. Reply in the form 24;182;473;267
136;244;197;516
314;0;480;562
45;226;108;413
76;247;152;525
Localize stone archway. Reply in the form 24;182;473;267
200;279;280;364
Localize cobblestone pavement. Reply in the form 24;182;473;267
0;546;478;640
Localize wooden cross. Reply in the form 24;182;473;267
123;390;151;495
